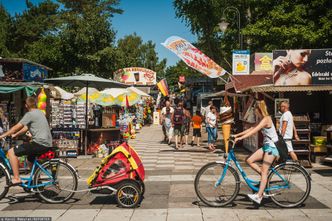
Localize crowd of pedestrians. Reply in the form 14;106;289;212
159;97;219;151
159;96;300;166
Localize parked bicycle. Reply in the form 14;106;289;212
0;138;78;203
194;136;311;208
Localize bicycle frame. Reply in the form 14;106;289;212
0;145;55;189
215;147;290;193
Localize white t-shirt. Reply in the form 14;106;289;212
279;111;294;139
161;106;174;115
206;112;216;128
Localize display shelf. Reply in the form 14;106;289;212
293;115;312;167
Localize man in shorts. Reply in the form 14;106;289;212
0;97;52;185
279;100;299;161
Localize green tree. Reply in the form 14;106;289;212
115;33;167;78
7;0;60;56
0;4;11;57
164;61;200;91
173;0;332;72
58;0;123;76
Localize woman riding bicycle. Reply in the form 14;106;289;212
234;100;279;204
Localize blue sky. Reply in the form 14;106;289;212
1;0;197;67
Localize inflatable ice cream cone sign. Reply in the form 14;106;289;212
37;88;47;115
220;93;234;153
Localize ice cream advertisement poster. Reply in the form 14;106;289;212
254;53;273;72
273;49;332;86
113;67;156;85
162;36;227;78
232;50;250;75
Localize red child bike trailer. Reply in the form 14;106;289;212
87;142;145;208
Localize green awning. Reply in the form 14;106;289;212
0;86;39;96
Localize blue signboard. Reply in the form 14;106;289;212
23;63;48;82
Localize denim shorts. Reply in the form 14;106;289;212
262;144;279;157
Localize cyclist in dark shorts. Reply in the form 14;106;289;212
0;97;52;186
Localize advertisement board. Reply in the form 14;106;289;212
232;50;250;75
23;63;48;82
273;49;332;85
254;53;273;72
113;67;156;85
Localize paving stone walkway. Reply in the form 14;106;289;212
1;125;332;220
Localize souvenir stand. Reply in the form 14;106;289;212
86;104;121;158
1;58;51;169
48;86;82;157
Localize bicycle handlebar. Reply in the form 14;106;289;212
228;135;236;149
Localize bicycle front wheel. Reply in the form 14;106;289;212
0;164;10;200
33;160;78;203
194;162;240;207
267;163;311;208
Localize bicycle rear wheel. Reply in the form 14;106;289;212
33;160;78;203
267;163;311;208
194;162;240;207
0;164;10;200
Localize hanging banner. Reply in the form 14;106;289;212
273;49;332;85
232;50;250;75
161;36;227;78
113;67;156;85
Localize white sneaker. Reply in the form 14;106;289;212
247;193;262;204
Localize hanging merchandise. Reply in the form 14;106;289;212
37;88;47;114
220;93;234;153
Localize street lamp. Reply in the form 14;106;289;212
218;6;242;50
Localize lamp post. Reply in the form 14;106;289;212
218;6;242;50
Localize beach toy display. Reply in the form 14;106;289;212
37;88;47;114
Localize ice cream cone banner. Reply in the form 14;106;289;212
222;124;232;153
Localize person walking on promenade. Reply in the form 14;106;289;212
202;100;213;123
279;100;299;161
234;100;279;205
183;106;191;145
160;100;174;142
206;106;217;151
172;100;185;149
191;110;203;147
162;107;173;145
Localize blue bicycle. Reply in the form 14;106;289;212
194;137;311;208
0;138;78;203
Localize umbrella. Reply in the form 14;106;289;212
45;73;126;155
99;88;140;107
89;88;140;107
114;90;140;107
127;86;150;97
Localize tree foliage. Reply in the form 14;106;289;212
173;0;332;73
0;0;167;79
0;4;10;57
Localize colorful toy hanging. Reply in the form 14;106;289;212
37;88;47;114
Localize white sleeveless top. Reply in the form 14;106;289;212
261;123;278;148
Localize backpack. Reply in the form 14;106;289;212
173;108;184;125
274;133;289;162
266;132;289;162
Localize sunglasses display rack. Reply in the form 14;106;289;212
0;101;17;127
76;103;86;129
50;99;87;157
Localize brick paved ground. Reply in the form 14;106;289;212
1;124;332;220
